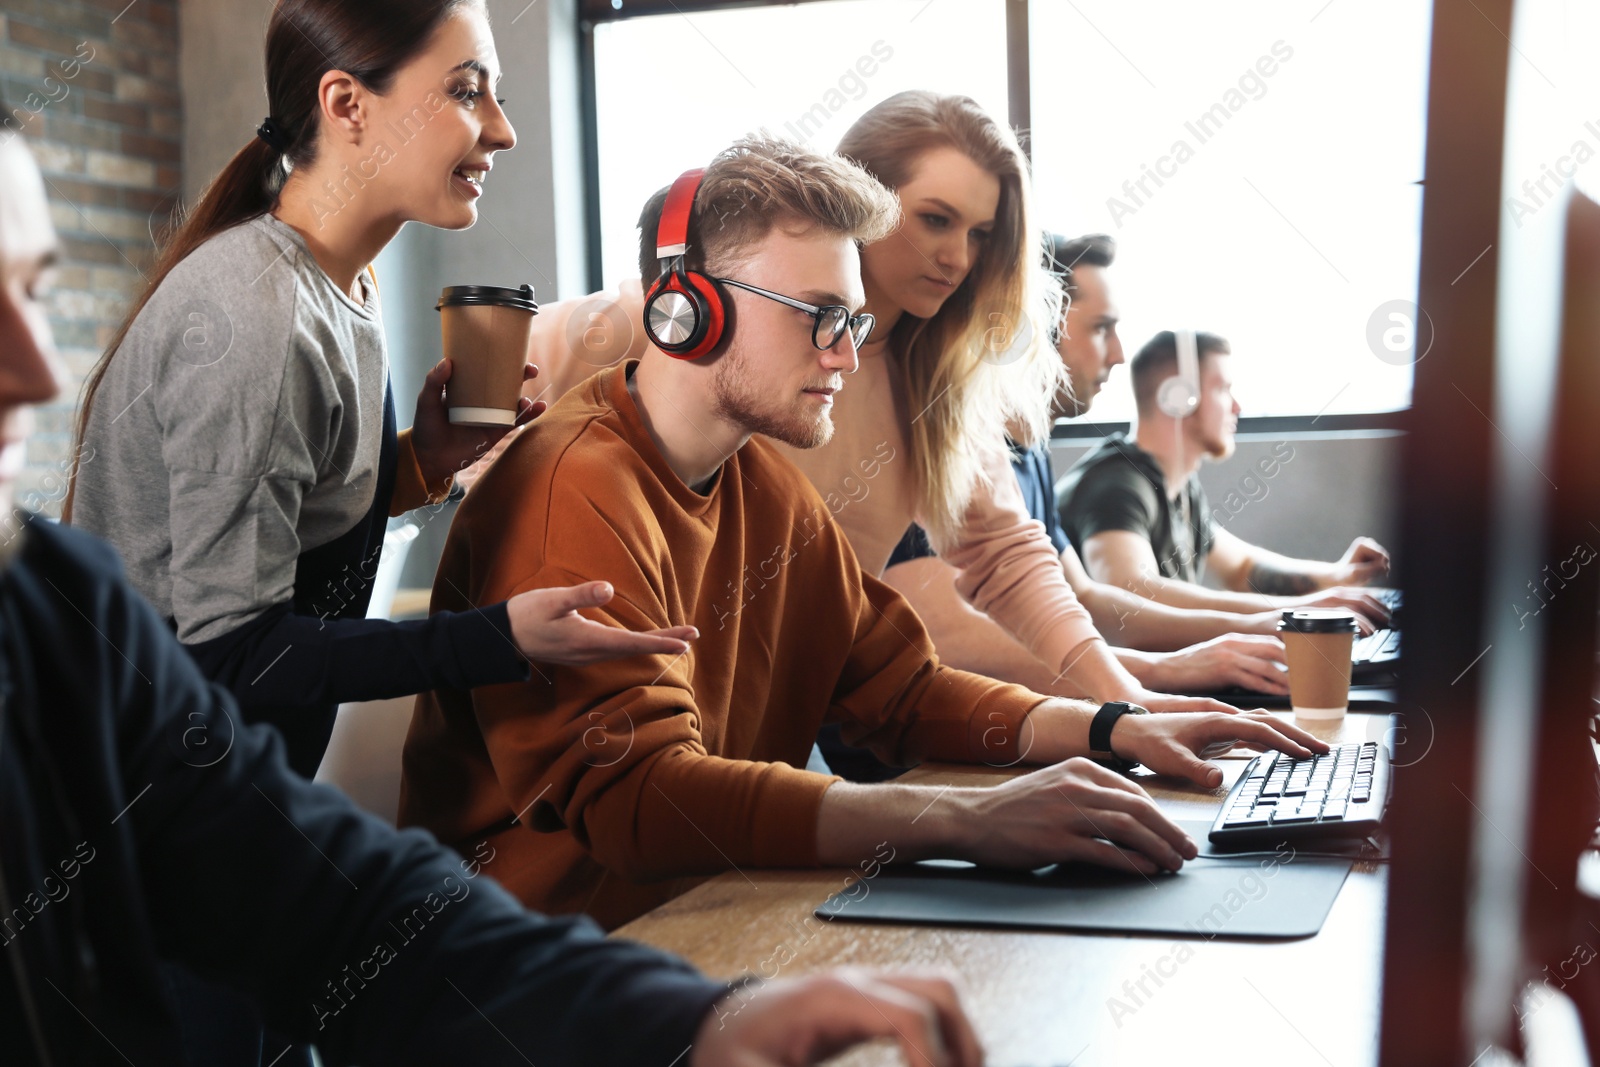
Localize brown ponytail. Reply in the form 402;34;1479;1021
65;0;473;521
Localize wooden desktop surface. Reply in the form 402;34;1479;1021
615;713;1388;1067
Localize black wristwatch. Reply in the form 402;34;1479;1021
1090;700;1149;771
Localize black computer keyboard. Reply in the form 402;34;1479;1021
1208;742;1390;848
1349;588;1401;682
1352;626;1400;666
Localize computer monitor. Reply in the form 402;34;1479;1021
1380;0;1600;1061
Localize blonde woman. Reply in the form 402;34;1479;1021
524;93;1238;724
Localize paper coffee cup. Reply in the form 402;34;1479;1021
436;284;539;426
1278;609;1358;720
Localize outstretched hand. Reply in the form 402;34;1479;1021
506;582;698;666
411;357;546;490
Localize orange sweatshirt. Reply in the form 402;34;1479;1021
522;285;1103;676
399;362;1047;930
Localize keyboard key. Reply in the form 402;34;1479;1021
1274;812;1319;825
1226;812;1272;828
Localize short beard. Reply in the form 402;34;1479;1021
710;342;834;450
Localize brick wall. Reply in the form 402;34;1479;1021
2;0;181;518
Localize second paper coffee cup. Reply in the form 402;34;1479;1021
1278;609;1358;720
437;284;539;426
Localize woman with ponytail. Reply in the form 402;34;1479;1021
68;0;695;779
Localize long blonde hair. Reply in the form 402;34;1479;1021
837;91;1062;547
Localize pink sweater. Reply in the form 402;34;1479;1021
523;285;1102;674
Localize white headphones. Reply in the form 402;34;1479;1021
1156;328;1201;418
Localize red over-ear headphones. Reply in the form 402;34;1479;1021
641;168;729;359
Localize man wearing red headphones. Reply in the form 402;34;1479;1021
399;135;1326;932
0;113;987;1067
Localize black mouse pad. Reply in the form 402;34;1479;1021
817;832;1351;940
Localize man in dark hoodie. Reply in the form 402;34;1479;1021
0;117;981;1066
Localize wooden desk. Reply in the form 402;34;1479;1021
616;713;1389;1066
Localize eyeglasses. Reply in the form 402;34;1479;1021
715;278;875;351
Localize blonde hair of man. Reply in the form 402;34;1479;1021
637;133;902;286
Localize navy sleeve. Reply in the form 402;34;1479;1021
1011;446;1070;555
885;523;936;568
1045;515;1070;555
184;603;531;713
103;557;726;1065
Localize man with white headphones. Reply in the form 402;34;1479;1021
1056;329;1392;606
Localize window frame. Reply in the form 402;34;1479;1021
576;0;1406;429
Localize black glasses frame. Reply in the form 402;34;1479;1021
715;277;875;351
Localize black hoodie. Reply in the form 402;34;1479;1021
0;514;723;1066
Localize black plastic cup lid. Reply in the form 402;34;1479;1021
436;284;538;313
1278;609;1360;634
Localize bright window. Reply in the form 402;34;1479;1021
590;0;1435;418
1028;0;1432;419
591;0;1008;287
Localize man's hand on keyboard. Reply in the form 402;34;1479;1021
1331;537;1392;587
1296;587;1391;631
1111;710;1330;790
1143;634;1290;696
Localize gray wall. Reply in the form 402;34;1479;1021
178;0;271;212
1050;430;1402;584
